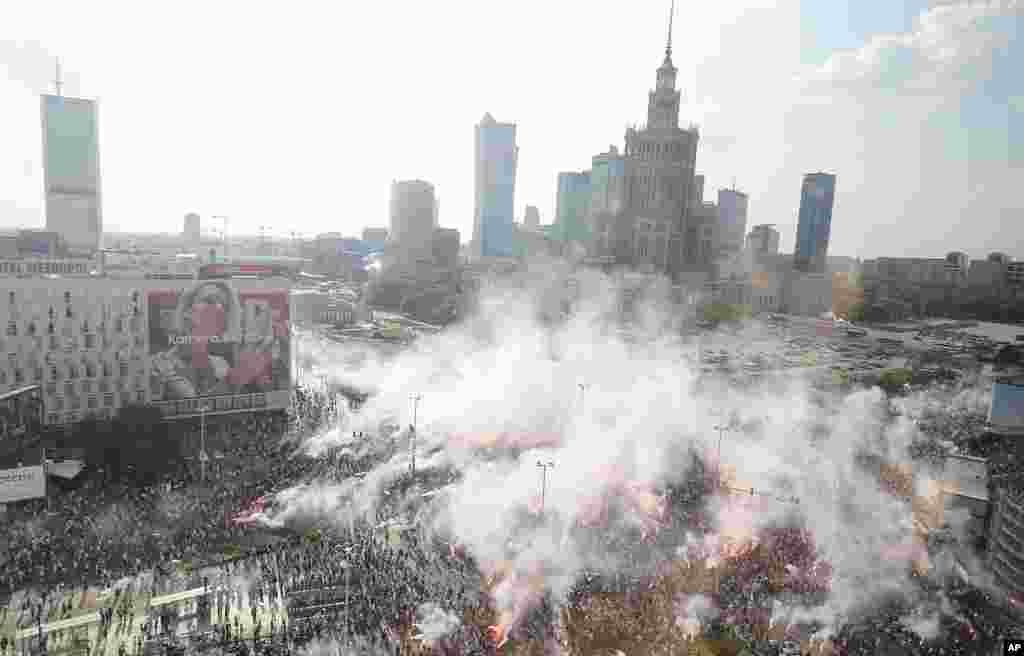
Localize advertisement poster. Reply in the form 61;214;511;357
148;281;290;406
0;465;45;504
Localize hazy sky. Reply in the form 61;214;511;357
1;0;1021;259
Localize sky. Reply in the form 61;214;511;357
0;0;1021;259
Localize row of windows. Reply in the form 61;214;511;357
0;261;91;275
0;364;145;388
4;314;141;337
46;390;145;413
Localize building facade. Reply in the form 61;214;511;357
988;482;1024;600
716;188;749;255
793;172;837;273
0;276;293;427
473;113;518;258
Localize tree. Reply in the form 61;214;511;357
846;301;865;322
879;368;913;392
700;303;751;324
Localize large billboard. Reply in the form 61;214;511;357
41;94;102;252
147;281;291;417
0;465;45;504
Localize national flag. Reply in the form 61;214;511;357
816;319;833;338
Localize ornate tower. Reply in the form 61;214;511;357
648;1;681;130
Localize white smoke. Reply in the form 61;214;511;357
271;266;974;638
413;602;461;644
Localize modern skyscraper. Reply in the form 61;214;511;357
717;188;749;254
41;93;103;254
793;172;837;273
555;171;591;244
473;113;518;258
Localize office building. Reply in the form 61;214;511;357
555;171;592;245
793;172;837;273
716;188;748;254
41;94;103;254
390;180;437;247
988;478;1024;600
473;113;518;258
0;275;293;427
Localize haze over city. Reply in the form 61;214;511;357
1;0;1021;259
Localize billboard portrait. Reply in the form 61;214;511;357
0;466;45;504
148;281;291;403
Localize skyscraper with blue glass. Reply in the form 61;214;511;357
473;113;518;258
793;172;837;273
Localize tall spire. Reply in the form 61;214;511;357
666;0;675;59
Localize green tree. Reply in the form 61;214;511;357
700;303;752;324
879;368;913;391
847;301;865;322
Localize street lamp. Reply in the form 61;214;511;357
410;394;422;477
713;423;732;489
537;460;555;515
578;383;587;409
200;404;211;481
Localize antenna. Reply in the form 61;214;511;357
54;58;63;97
666;0;675;56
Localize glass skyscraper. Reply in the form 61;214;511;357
473;113;518;258
793;172;837;273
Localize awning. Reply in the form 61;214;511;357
45;459;85;480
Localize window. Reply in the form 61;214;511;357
6;321;16;336
8;291;14;305
68;363;78;379
49;335;59;350
52;397;64;411
135;390;146;403
121;392;131;406
70;397;81;411
88;395;98;410
104;392;114;408
48;413;59;425
64;382;74;397
82;381;93;394
13;369;22;384
119;361;129;377
102;361;112;377
46;382;56;394
85;334;96;349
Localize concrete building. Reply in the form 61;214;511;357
579;17;704;279
716;188;748;255
390;180;437;247
793;172;837;273
988;481;1024;601
523;205;540;230
0;276;293;427
182;213;201;245
473;113;518;258
746;224;780;258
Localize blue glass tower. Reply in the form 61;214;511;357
473;113;518;258
793;172;837;273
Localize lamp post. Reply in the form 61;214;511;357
200;404;211;482
537;460;555;516
410;394;422;477
578;383;587;409
713;423;732;489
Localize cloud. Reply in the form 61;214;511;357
800;0;1021;97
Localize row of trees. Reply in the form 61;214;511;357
72;404;183;485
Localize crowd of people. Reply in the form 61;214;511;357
3;378;1024;656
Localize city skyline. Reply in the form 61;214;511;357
0;0;1021;259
